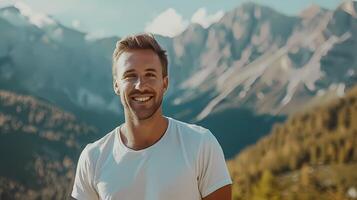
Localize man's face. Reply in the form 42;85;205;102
113;49;168;121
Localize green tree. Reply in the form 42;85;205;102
252;170;280;200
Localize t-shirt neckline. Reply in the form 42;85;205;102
116;117;172;153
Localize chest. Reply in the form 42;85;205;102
95;148;200;200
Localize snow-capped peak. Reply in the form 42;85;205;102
14;1;55;28
1;0;55;28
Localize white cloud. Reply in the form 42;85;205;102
145;8;188;37
0;0;14;8
14;1;55;27
191;8;224;28
85;29;107;41
72;19;81;29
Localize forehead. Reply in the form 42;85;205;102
116;49;162;74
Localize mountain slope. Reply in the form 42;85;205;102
2;2;355;124
168;1;357;121
1;1;356;161
228;85;357;199
0;90;99;199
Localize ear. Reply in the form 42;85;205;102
113;78;120;96
163;76;169;93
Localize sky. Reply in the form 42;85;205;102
0;0;343;38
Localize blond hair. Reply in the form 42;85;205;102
112;33;168;79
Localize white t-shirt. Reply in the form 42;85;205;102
71;117;232;200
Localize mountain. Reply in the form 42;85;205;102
0;89;99;199
164;1;356;158
227;85;357;199
0;2;284;159
167;1;357;121
0;1;357;199
0;1;356;157
0;4;122;132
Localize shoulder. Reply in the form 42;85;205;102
168;117;216;145
169;116;207;132
80;127;118;163
170;117;210;134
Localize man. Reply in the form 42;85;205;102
71;33;232;200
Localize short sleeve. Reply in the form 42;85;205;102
71;145;99;200
197;131;232;198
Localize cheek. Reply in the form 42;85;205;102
120;92;133;109
149;79;164;88
119;82;131;92
119;84;131;102
119;93;126;105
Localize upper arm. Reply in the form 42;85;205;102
71;145;99;200
197;131;233;198
202;184;232;200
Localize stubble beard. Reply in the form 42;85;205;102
123;94;164;121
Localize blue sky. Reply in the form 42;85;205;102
1;0;343;38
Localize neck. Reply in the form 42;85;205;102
120;109;168;150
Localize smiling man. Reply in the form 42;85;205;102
71;33;232;200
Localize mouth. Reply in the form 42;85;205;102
131;96;153;103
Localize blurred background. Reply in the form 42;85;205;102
0;0;356;199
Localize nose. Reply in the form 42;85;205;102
134;77;147;91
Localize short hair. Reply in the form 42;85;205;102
112;33;168;79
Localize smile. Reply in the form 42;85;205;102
132;96;153;102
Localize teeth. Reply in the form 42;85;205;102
134;96;151;102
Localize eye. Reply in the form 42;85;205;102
146;73;156;77
123;74;137;79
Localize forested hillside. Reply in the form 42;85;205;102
0;90;98;199
228;86;357;199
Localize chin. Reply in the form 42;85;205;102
130;109;157;121
134;114;155;121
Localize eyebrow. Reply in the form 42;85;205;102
145;68;157;73
123;68;157;75
123;69;135;76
